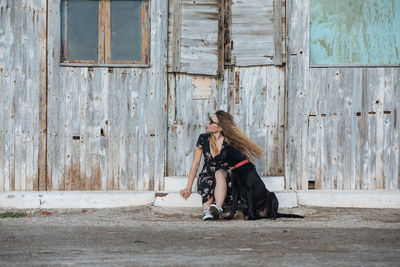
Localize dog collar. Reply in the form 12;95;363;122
233;159;249;169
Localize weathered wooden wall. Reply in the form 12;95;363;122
46;0;168;191
0;0;168;192
286;0;400;190
0;0;45;191
3;0;398;193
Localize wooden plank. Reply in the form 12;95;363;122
226;67;235;114
38;1;47;190
224;0;232;65
119;68;129;190
273;0;282;65
247;67;267;128
285;0;310;190
141;1;150;64
374;68;385;189
276;66;285;176
167;73;177;176
104;0;111;63
217;0;225;76
5;70;14;191
249;127;267;174
25;4;37;191
14;59;22;191
21;8;28;191
110;68;119;189
90;68;104;190
64;70;72;190
350;69;363;189
0;66;5;191
217;69;229;111
137;70;149;190
147;71;156;191
0;0;9;192
300;0;310;190
106;68;115;189
307;115;317;185
360;68;370;189
382;68;393;189
281;0;286;62
169;0;182;72
286;55;300;190
266;67;284;175
394;69;400;189
82;68;93;190
8;11;16;191
175;74;189;175
329;69;338;189
98;0;106;64
384;110;393;189
125;70;133;190
130;69;140;190
98;69;108;190
337;69;353;190
55;67;67;190
232;69;247;127
153;0;168;190
79;68;90;190
47;0;60;190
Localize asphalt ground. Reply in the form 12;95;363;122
1;206;399;266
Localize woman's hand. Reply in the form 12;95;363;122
180;187;192;200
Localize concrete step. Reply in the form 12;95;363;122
153;191;298;208
296;190;400;208
1;190;400;209
164;175;284;192
0;191;155;209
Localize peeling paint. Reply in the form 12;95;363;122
310;0;400;65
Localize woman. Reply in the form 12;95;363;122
180;110;264;221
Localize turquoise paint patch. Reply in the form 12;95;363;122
310;0;400;65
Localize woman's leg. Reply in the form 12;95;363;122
214;170;227;207
203;197;213;210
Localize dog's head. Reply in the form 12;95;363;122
214;145;248;167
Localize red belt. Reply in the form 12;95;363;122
233;159;249;169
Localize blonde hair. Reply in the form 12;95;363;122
213;110;264;160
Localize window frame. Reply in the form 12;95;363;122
61;0;150;67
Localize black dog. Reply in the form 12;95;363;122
215;146;304;220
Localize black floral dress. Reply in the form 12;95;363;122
196;133;232;204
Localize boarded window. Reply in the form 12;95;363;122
168;0;220;75
61;0;149;65
310;0;400;66
230;0;284;66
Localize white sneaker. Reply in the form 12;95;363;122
202;209;213;221
209;204;223;220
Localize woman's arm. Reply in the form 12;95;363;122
180;146;202;199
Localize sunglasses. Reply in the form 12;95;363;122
209;117;220;125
